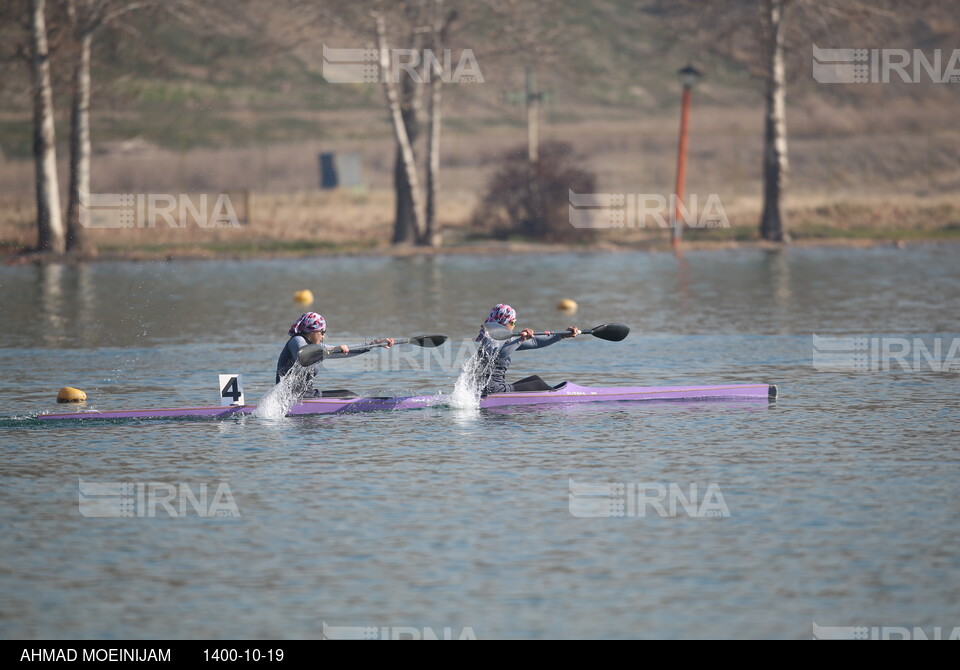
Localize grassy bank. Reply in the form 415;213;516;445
3;192;959;263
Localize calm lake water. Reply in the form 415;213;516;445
1;246;959;639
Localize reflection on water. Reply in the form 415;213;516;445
38;264;66;348
1;247;959;639
765;249;793;332
35;263;99;348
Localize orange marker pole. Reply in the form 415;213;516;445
673;84;692;252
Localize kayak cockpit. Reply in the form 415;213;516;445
318;389;359;399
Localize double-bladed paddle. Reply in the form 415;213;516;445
482;322;630;342
297;334;448;367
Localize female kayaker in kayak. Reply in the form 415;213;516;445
475;303;580;395
277;312;392;397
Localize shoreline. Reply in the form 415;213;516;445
3;192;958;265
4;233;958;265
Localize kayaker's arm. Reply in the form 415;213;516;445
298;337;434;367
321;337;394;359
515;332;565;350
486;331;566;357
493;335;527;357
321;347;366;359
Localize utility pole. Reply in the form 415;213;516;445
673;64;702;253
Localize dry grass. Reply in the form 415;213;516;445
0;188;480;254
3;187;958;258
3;98;960;257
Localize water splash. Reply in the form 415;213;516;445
451;342;497;410
252;363;312;420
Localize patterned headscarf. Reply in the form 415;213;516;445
289;312;326;337
477;303;517;341
485;304;517;325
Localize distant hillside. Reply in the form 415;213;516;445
1;0;958;161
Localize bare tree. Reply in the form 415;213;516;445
277;1;435;245
27;0;66;254
62;0;218;254
372;5;427;245
375;8;428;245
280;0;483;246
383;0;458;246
423;0;455;247
423;25;443;246
63;0;98;254
660;0;906;242
62;0;163;255
759;0;788;242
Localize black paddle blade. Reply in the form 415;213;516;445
482;323;515;341
411;334;448;348
587;323;630;342
297;343;325;367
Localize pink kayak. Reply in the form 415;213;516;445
37;382;777;421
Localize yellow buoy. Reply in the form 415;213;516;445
557;298;578;314
57;386;86;403
293;289;314;305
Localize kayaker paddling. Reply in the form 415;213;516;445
277;312;393;397
474;303;580;395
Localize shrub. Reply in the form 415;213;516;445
471;141;598;242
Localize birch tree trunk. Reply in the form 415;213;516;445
423;0;445;248
392;73;421;245
377;12;426;245
29;0;65;254
759;0;789;242
393;147;414;244
66;28;95;254
423;73;442;247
